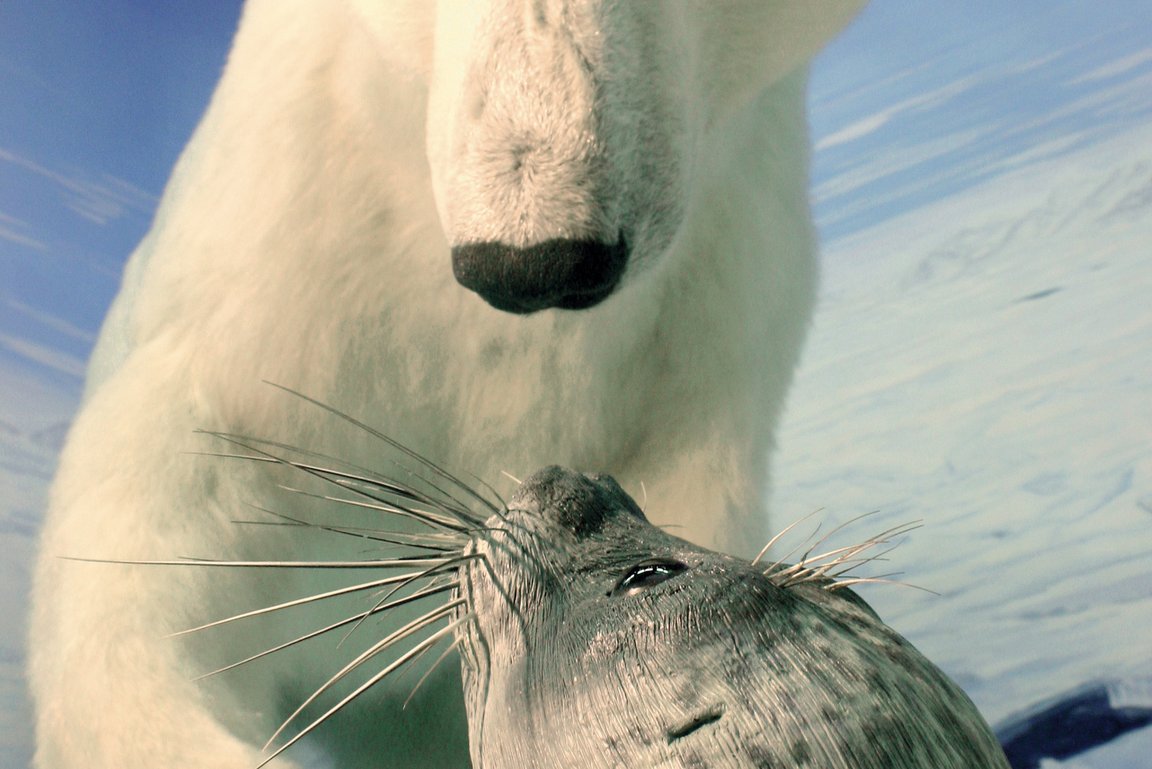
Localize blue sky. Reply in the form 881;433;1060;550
0;1;239;187
0;1;241;386
1;0;1150;391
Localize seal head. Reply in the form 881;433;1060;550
458;466;1009;769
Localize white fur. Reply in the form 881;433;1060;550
30;1;862;767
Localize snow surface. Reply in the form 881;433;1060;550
0;365;79;768
771;123;1152;762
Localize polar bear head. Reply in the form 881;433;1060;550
356;0;862;313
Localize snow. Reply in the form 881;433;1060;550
0;363;79;768
771;123;1152;756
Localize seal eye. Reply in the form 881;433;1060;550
610;558;689;597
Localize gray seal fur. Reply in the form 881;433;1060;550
456;466;1010;769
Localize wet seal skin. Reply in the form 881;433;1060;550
456;466;1010;769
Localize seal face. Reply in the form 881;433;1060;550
457;466;1010;769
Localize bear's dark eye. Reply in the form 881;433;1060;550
609;558;689;597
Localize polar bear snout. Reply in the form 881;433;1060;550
426;1;660;313
452;234;628;313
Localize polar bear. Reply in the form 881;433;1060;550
29;1;863;767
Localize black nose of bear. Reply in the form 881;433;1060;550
451;235;629;314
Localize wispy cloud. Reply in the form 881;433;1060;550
0;147;157;227
0;211;47;251
1068;48;1152;85
816;112;892;151
815;74;983;151
1000;71;1152;141
0;333;86;379
4;299;96;345
1003;32;1112;78
814;125;992;203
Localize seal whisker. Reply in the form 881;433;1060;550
463;472;510;523
751;508;824;566
773;539;889;583
263;604;468;758
61;555;455;569
294;464;478;522
237;504;463;553
272;483;471;536
401;632;466;710
259;617;474;769
779;510;883;575
815;552;892;579
798;520;924;579
338;553;480;646
198;431;480;532
170;573;457;638
264;383;502;516
351;465;487;528
765;518;924;590
281;476;473;534
190;444;421;502
194;440;465;513
820;542;906;581
761;519;826;577
825;575;939;595
191;581;461;681
782;556;888;585
196;426;433;502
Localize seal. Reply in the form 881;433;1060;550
164;430;1009;769
455;466;1010;769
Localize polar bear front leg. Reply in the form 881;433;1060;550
30;571;311;768
27;377;311;768
29;494;310;769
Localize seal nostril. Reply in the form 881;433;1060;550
609;558;689;597
666;705;725;743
